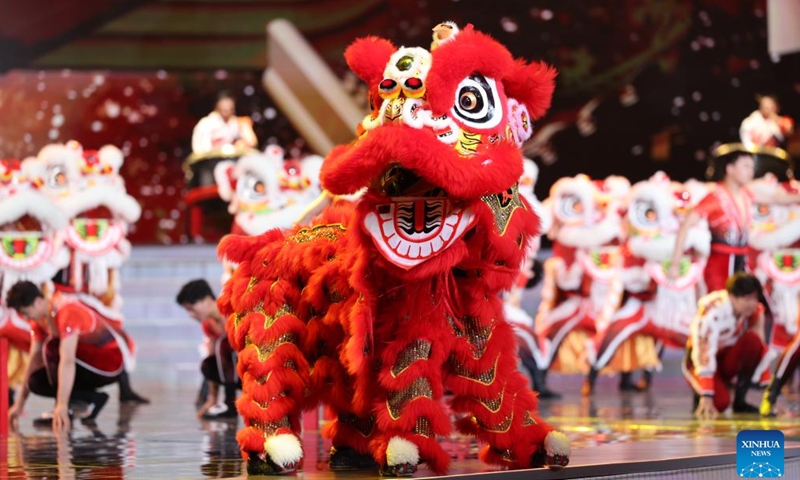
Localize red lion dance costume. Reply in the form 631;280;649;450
218;22;570;477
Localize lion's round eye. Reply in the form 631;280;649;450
631;200;659;227
46;165;68;190
237;174;268;201
557;194;583;220
459;91;478;111
452;73;502;129
754;203;770;219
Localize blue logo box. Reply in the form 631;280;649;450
737;430;784;478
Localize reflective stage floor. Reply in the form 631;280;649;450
4;364;799;479
2;247;799;479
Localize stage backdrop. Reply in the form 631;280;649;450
0;0;797;244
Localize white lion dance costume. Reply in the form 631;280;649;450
534;175;628;386
583;172;710;394
0;158;70;388
214;145;324;283
749;175;800;415
32;142;148;403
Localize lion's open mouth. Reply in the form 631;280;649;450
362;165;476;269
66;206;124;254
0;215;52;270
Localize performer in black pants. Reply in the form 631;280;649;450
6;281;122;429
177;279;239;420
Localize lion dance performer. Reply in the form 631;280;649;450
583;172;710;395
1;158;70;405
218;22;570;476
748;176;800;415
34;142;148;404
532;174;628;395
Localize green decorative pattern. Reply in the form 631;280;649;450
1;236;38;259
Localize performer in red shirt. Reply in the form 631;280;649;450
177;279;238;420
6;281;126;429
683;273;770;418
670;145;800;291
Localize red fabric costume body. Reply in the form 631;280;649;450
694;184;754;291
218;23;570;476
30;291;125;376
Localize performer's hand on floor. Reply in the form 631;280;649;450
52;404;71;431
8;403;22;430
694;396;717;420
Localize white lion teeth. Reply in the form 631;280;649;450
430;236;444;253
396;241;411;256
440;223;454;241
363;197;476;269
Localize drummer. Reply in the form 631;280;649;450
191;91;258;154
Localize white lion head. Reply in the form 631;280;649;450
214;145;324;236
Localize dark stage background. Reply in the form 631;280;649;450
0;0;797;244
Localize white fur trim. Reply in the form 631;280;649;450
544;431;571;457
749;217;800;251
213;160;237;201
98;145;124;173
59;184;142;223
386;436;420;466
21;156;45;179
37;143;81;183
0;189;69;229
602;176;631;200
236;202;309;236
235;153;283;188
264;433;303;467
301;155;324;188
557;213;622;248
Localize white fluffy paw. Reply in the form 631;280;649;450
544;430;570;469
264;433;303;469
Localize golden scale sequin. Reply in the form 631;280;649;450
264;304;294;330
290;223;346;244
387;377;434;420
451;355;499;386
481;183;524;235
252;390;288;409
245;332;299;362
478;388;504;413
523;410;537;426
391;340;432;378
412;417;433;438
250;416;291;437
